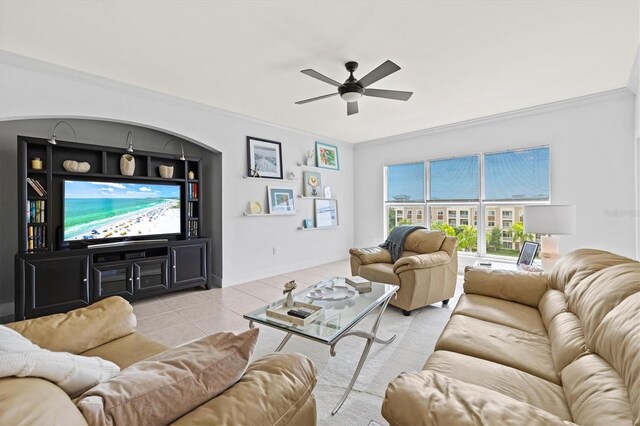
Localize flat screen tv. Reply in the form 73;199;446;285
63;180;182;242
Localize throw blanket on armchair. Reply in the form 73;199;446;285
380;225;426;263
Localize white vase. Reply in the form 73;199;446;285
285;292;294;308
159;165;174;178
120;154;135;176
306;157;315;166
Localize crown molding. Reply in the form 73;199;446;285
355;87;633;149
0;50;348;146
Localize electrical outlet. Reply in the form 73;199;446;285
273;247;278;255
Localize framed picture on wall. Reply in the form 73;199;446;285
247;137;283;179
315;141;339;170
517;241;539;266
303;171;322;197
314;198;338;227
267;186;296;214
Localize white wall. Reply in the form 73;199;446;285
354;90;638;260
0;52;354;296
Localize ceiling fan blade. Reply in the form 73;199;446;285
364;88;413;101
300;69;342;87
357;60;401;88
347;101;359;116
295;92;339;105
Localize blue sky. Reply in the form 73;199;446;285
387;148;549;202
65;181;180;199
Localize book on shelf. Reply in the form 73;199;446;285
27;200;46;223
345;276;372;292
187;219;199;237
27;224;46;250
188;182;198;200
26;177;47;196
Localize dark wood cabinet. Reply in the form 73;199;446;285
15;239;209;320
170;242;208;288
15;254;90;319
134;257;170;295
93;262;135;300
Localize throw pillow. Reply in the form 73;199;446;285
0;325;120;398
76;328;259;426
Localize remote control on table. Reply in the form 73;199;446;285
287;309;311;319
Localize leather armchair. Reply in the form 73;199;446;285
350;230;458;315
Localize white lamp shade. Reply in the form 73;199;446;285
524;205;575;235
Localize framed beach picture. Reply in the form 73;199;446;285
316;142;339;170
314;198;338;227
267;186;296;214
247;137;283;179
303;171;322;197
517;241;540;266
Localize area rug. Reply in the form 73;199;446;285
252;279;462;426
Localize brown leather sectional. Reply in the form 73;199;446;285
0;297;317;425
382;248;639;425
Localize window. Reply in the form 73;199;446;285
430;156;479;201
385;146;548;257
484;147;549;201
386;162;425;203
385;163;425;232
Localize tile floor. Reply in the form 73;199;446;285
132;259;353;347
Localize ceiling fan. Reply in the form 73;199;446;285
295;60;413;116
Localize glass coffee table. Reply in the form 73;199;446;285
244;278;398;415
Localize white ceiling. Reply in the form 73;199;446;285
1;1;638;143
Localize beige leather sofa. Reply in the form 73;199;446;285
0;297;317;426
350;230;458;315
382;248;639;425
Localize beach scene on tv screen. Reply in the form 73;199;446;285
64;181;181;241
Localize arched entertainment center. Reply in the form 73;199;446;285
4;118;222;320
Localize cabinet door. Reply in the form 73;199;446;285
170;243;207;288
19;255;90;319
93;262;134;300
134;257;169;295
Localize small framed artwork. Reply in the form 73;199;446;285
517;241;540;266
267;186;296;214
303;219;314;229
314;198;338;227
303;171;322;197
247;136;283;179
316;141;339;170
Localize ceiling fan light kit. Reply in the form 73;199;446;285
296;60;413;116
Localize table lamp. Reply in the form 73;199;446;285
523;205;575;269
